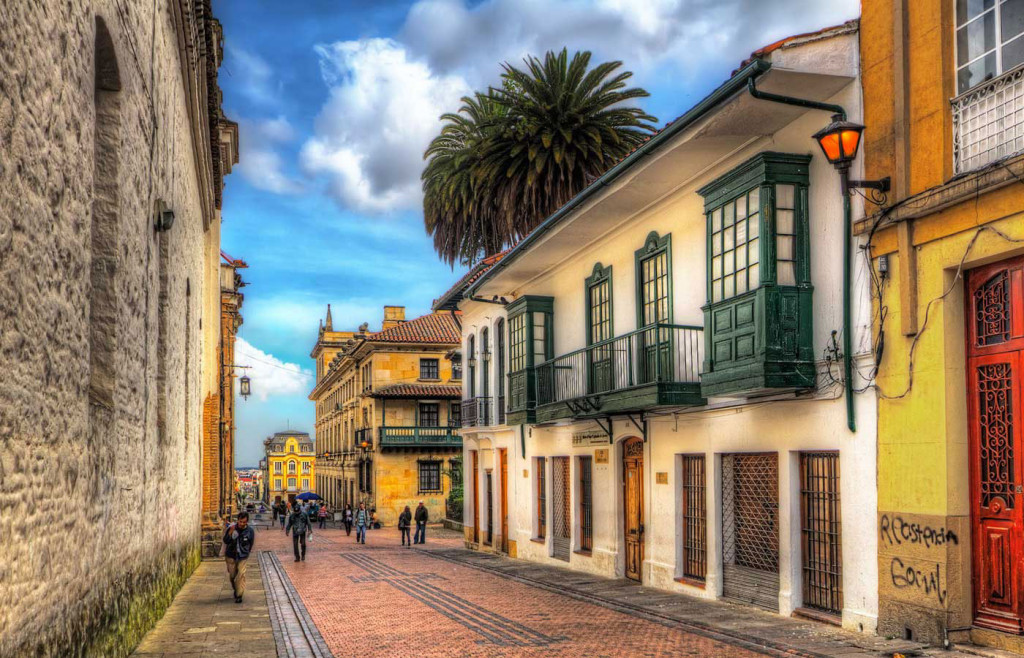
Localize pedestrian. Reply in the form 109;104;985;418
318;504;328;530
354;502;369;544
279;502;287;531
414;501;428;544
398;505;412;547
223;511;254;604
371;507;380;530
286;502;311;562
343;504;353;536
272;503;278;523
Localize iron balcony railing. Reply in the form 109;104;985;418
536;324;703;407
378;426;461;447
461;397;492;427
497;395;506;425
953;63;1024;175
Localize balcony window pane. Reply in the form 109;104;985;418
749;237;760;264
713;280;722;303
724;249;735;275
724;225;735;250
711;208;722;232
748;214;759;239
736;194;747;219
736;245;747;270
778;237;795;263
735;216;748;245
748;187;760;213
749;261;760;287
778;261;796;286
958;51;997;92
736;271;748;294
1004;33;1024;70
712;230;722;256
723;274;735;299
957;0;995;25
723;202;735;228
777;184;795;209
1004;1;1024;41
712;255;722;279
777;209;795;235
957;12;996;66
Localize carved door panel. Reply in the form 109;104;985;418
968;258;1024;633
500;449;509;554
623;437;645;582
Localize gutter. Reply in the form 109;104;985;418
465;58;772;298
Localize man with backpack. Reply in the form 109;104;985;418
286;503;311;562
223;512;254;603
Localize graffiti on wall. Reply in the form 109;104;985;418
879;514;959;549
879;514;959;606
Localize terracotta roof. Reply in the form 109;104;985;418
369;383;461;399
736;20;859;73
432;250;509;311
367;311;461;344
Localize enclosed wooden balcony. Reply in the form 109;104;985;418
461;397;492;428
533;324;704;422
378;425;461;448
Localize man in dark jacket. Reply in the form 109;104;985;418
223;512;255;603
414;501;429;545
286;503;311;561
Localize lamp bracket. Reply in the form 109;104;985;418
849;176;890;193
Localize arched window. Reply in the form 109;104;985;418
90;16;121;411
481;328;491;424
496;319;506;423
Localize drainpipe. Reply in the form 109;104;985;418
746;78;856;432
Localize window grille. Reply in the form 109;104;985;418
536;457;546;539
579;456;593;552
420;358;439;380
419;461;442;493
800;452;843;616
681;455;707;582
419;403;439;427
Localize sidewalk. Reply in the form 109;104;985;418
131;557;277;657
416;545;973;658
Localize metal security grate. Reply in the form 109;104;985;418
552;457;571;561
681;455;707;581
579;456;593;552
800;452;843;616
722;453;779;611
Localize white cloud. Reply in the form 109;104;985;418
300;38;471;213
227;46;279;107
300;0;857;214
234;338;313;402
237;116;304;195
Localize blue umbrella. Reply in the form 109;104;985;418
295;492;322;501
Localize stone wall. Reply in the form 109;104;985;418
0;1;231;654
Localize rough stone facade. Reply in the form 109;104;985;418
0;1;237;655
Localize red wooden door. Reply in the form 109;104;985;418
968;257;1024;633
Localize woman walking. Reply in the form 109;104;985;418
343;504;353;536
354;502;370;544
398;506;412;547
317;504;328;530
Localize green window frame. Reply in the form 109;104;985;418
586;263;613;345
509;313;527;373
709;187;761;302
635;232;672;329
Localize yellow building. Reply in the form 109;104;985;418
862;1;1024;649
263;430;316;506
309;305;462;526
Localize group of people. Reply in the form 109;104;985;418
219;499;434;602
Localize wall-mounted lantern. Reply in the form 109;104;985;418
239;374;251;400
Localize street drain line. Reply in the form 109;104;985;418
259;551;334;658
416;549;838;658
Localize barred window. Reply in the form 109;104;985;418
419;461;442;493
536;457;547;539
419;403;439;427
420;358;439;380
579;456;593;552
681;454;707;582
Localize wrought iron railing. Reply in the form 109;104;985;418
953;64;1024;174
460;397;492;427
378;426;461;447
535;324;703;406
497;395;506;425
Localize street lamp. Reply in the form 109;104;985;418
239;374;251;400
812;115;889;195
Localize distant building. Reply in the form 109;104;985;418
264;430;316;505
309;305;462;525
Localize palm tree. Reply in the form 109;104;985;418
423;49;657;266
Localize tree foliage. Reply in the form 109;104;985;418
423;49;658;266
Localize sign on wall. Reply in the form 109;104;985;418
595;449;609;464
572;430;607;446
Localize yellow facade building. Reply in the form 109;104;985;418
309;305;462;526
862;1;1024;649
263;430;316;506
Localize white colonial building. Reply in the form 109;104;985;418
451;23;880;633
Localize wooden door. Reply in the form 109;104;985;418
500;449;509;554
552;457;571;561
968;257;1024;633
623;437;645;581
486;471;494;545
471;451;479;544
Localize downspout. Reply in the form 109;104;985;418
746;78;856;432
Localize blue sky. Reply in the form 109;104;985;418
218;0;858;467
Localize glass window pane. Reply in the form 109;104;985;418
958;51;997;92
749;262;760;287
777;235;795;260
724;226;735;250
736;272;748;294
736;195;747;219
723;274;734;298
713;281;722;303
749;187;760;212
712;255;722;279
777;209;794;235
724;249;735;275
957;12;996;66
712;230;722;256
711;208;722;232
957;0;994;26
736;245;747;270
723;202;735;227
735;217;748;245
1003;1;1024;42
748;215;760;239
1004;33;1024;71
748;237;760;264
778;261;796;286
776;184;795;209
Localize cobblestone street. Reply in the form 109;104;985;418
135;520;985;658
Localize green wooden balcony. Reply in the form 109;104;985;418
533;324;705;423
377;426;462;448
